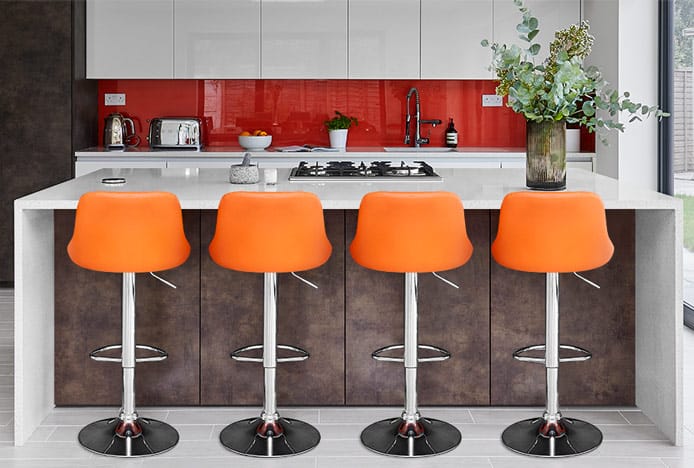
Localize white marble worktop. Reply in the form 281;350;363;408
16;167;678;211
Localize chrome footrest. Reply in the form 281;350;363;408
513;344;592;364
231;344;310;363
89;344;167;363
372;344;451;363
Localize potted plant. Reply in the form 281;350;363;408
325;111;358;149
482;0;667;190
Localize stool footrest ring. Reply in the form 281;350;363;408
89;344;168;363
513;344;592;364
230;344;310;363
372;344;451;363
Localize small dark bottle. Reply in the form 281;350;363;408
445;118;458;148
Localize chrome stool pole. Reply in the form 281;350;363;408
360;273;461;457
219;272;320;457
501;273;602;457
78;273;179;457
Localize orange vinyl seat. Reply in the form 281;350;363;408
350;191;473;273
209;191;332;273
68;191;191;273
491;191;614;273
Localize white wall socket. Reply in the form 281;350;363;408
104;93;126;106
482;94;503;107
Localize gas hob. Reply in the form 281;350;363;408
288;161;442;181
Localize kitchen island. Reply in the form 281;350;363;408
14;167;681;446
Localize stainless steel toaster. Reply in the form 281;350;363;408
148;117;203;149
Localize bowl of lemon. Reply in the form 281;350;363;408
238;130;272;151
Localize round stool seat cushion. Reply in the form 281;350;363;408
67;191;191;273
209;192;332;273
349;191;473;273
491;191;614;273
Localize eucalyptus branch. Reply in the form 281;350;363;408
481;0;668;144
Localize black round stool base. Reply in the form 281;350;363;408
78;418;179;457
360;417;461;457
501;417;603;457
219;417;320;457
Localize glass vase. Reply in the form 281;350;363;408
526;120;567;190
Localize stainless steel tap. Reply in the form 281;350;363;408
404;87;442;147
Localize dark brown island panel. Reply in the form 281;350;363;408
54;209;634;407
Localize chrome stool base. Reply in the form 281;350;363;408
360;417;461;457
501;417;602;457
78;417;179;457
219;417;320;457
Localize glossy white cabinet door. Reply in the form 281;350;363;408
174;0;260;78
349;0;419;79
262;0;348;78
493;0;580;64
421;0;493;79
86;0;174;78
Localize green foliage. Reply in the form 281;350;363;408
483;0;668;144
324;111;358;130
675;0;694;68
677;194;694;250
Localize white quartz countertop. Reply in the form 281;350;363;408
75;146;595;161
16;167;679;211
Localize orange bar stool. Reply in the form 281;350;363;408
209;191;331;457
67;192;190;457
492;191;614;457
350;191;473;457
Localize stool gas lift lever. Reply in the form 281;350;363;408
290;271;319;289
573;272;600;289
149;272;177;289
432;272;459;289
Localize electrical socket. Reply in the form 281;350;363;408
482;94;503;107
104;93;126;106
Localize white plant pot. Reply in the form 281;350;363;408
329;129;349;149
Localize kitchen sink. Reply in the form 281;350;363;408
383;147;457;152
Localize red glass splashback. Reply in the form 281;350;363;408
97;79;592;150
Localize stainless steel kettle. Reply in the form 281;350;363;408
103;113;139;149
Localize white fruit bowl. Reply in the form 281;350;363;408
238;135;272;151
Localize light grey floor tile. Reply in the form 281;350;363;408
318;457;492;468
166;408;319;425
0;443;92;459
622;411;656;425
598;424;668;441
45;425;79;442
469;408;544;424
26;426;55;443
141;456;313;468
174;424;213;441
588;440;692;458
446;438;510;457
41;410;169;426
0;411;13;426
319;407;403;424
491;457;670;468
418;407;474;423
311;423;364;440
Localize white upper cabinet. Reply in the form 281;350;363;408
174;0;260;78
262;0;348;78
493;0;581;64
349;0;419;79
86;0;174;79
421;0;493;79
